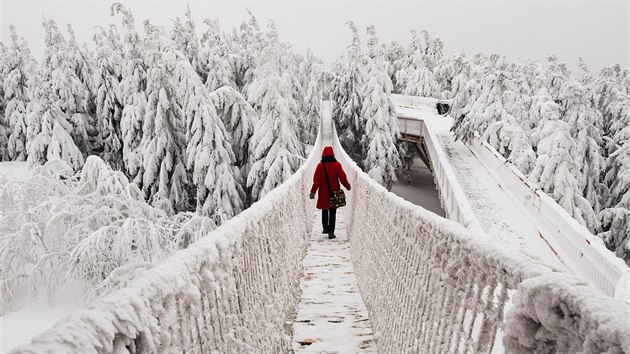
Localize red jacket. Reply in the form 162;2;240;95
310;146;351;209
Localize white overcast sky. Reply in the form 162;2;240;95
1;0;628;73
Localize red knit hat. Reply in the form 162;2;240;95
322;146;334;157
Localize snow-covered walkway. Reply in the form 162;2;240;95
435;133;565;269
398;108;567;270
292;210;377;353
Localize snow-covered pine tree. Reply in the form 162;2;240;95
362;25;402;189
246;23;304;202
451;55;490;139
560;81;606;230
301;50;323;144
112;3;148;185
577;57;593;85
235;10;266;94
3;26;34;161
208;86;257;171
26;20;86;170
93;27;124;170
392;29;421;94
432;55;456;98
0;43;8;160
424;36;444;71
65;24;97;154
483;119;536;174
139;23;188;213
449;54;472;119
452;61;509;142
600;141;630;265
593;64;630;154
202;19;237;92
27;88;85;170
332;21;365;162
528;89;596;228
403;52;441;98
544;54;570;100
285;51;309;143
383;40;405;94
506;64;535;127
181;61;244;223
171;5;206;82
397;141;421;184
573;62;630;264
483;73;536;173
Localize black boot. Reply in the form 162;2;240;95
328;233;336;239
322;229;329;234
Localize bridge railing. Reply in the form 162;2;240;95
391;93;451;111
392;93;630;302
331;117;630;353
11;130;322;353
467;138;630;302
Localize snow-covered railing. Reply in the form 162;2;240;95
467;138;630;302
393;100;480;230
392;94;630;302
11;135;322;353
391;93;451;112
417;117;482;231
330;107;630;353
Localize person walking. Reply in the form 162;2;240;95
309;146;351;239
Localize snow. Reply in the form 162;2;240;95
393;98;630;301
0;302;84;353
390;158;444;216
336;99;630;353
10;118;322;353
437;132;566;269
504;273;630;353
396;105;480;229
0;162;30;182
468;137;630;301
292;211;376;353
8;99;630;353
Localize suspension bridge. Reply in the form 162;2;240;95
11;96;630;353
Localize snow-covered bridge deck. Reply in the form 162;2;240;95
292;100;376;353
397;104;565;270
11;99;630;354
393;94;630;301
292;211;376;353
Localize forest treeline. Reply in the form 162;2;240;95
1;4;628;265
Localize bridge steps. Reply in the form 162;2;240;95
292;210;377;353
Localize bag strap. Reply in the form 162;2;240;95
322;162;333;195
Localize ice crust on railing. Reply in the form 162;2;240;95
331;120;630;354
11;133;321;353
504;273;630;353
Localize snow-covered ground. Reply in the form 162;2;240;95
0;301;83;353
0;161;85;353
292;210;377;353
0;162;30;182
390;158;444;217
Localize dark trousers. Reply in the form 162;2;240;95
322;209;337;233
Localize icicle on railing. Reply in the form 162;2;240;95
329;105;630;353
11;128;322;354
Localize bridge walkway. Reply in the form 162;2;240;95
291;211;377;353
397;105;566;270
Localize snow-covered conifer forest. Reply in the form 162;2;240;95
0;1;629;332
